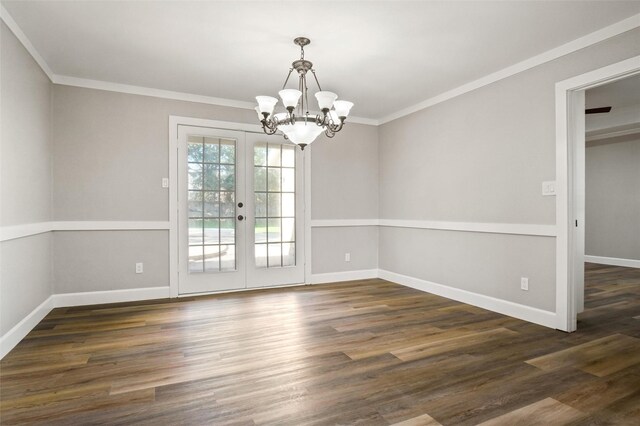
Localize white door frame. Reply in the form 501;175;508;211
555;55;640;332
168;115;313;297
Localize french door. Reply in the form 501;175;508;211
178;125;305;294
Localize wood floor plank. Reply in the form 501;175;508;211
1;265;639;424
476;397;584;426
389;413;442;426
525;333;640;377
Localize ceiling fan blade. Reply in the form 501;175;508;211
585;106;612;114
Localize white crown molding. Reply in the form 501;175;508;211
4;6;637;127
584;255;640;269
0;4;55;80
378;219;557;237
378;269;558;329
378;13;640;125
52;74;258;110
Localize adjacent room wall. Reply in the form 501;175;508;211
0;22;53;335
378;28;640;313
586;136;640;261
52;85;379;293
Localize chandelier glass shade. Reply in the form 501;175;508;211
255;37;354;150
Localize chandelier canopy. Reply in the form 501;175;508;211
255;37;353;150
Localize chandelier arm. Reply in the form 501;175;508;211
325;127;336;138
261;121;278;135
282;68;294;90
333;120;345;132
311;69;322;91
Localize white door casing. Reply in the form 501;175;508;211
172;118;307;295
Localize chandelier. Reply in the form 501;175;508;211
255;37;354;150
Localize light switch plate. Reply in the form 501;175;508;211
162;178;169;188
542;181;556;196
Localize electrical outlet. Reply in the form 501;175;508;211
136;262;144;274
345;253;351;262
162;178;169;188
521;277;529;291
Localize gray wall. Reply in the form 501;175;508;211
52;85;379;291
378;28;640;311
0;23;53;335
310;122;379;273
586;137;640;260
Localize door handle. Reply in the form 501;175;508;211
237;215;244;221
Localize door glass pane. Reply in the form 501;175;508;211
255;244;268;268
187;134;237;273
203;164;219;190
254;142;296;268
203;138;219;163
204;245;220;272
189;219;203;245
188;137;204;162
254;167;267;192
188;164;203;190
282;218;295;242
282;145;295;167
220;139;235;164
203;219;219;245
204;192;219;217
282;168;295;192
188;191;203;218
255;219;267;243
267;168;281;192
282;243;295;267
268;218;281;242
220;165;235;191
268;243;282;267
189;246;203;273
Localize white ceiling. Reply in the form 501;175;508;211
3;1;640;120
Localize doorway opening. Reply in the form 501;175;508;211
555;55;640;332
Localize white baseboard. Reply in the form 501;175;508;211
378;269;558;329
52;286;171;307
584;255;640;269
311;269;379;284
1;287;171;360
0;296;55;359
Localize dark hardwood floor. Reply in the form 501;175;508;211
1;263;639;425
